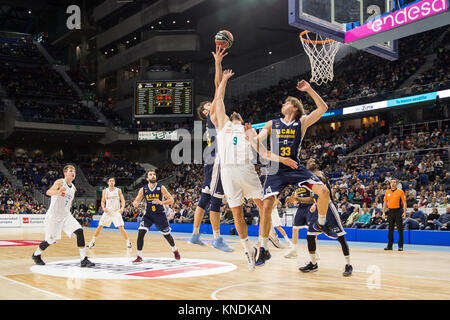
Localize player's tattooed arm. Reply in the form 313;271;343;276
244;123;298;170
155;186;174;206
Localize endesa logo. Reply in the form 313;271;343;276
22;217;29;224
370;0;448;33
345;0;448;43
30;257;237;280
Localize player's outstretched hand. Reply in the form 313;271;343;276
132;200;139;208
59;186;66;196
280;157;298;170
296;80;312;92
222;69;234;79
211;45;228;63
244;122;256;140
152;199;163;205
285;196;295;205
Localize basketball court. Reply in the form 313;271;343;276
1;227;449;300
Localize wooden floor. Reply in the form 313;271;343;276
1;227;450;300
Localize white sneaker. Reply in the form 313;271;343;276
268;233;282;248
87;240;95;249
284;248;298;259
127;242;132;249
246;247;257;271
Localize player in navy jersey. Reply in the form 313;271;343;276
284;185;316;259
131;170;180;263
188;46;234;253
300;158;353;276
247;80;333;267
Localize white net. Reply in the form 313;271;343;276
300;31;341;86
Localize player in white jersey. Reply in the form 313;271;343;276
32;165;95;267
87;177;131;249
210;69;298;270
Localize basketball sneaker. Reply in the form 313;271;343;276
312;221;337;239
299;261;318;273
173;249;181;260
32;253;45;265
255;247;271;267
132;256;143;264
86;239;95;249
212;237;234;252
268;232;282;248
246;247;257;271
189;234;206;246
284;248;298;259
80;257;95;268
127;242;132;249
343;264;353;277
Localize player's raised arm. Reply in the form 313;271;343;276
297;80;328;135
212;46;228;90
256;120;272;144
244;123;298;170
132;188;144;208
46;179;64;197
210;69;234;130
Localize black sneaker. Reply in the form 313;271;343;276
32;253;45;265
384;246;393;251
255;247;271;267
343;264;353;277
299;261;318;273
312;221;337;239
80;257;95;268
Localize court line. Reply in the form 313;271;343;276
0;275;72;300
211;279;411;300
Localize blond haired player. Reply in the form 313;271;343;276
32;165;95;267
210;69;297;270
87;177;131;249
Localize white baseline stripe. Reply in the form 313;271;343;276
0;275;72;300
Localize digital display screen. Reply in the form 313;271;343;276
134;80;193;117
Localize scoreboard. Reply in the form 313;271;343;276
134;80;193;117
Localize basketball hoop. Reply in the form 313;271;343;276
299;31;341;86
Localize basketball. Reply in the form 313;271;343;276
215;30;233;49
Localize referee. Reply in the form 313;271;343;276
382;179;406;251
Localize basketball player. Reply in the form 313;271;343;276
32;165;95;267
87;177;131;249
246;80;332;267
131;170;180;263
269;198;292;248
188;46;233;253
284;185;315;258
210;69;298;270
299;158;352;277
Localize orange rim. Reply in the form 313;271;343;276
299;30;336;44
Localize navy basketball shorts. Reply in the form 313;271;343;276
293;204;313;228
139;212;171;235
263;165;323;199
307;202;346;239
201;160;224;199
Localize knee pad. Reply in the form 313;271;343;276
306;235;317;253
39;241;50;251
210;196;223;213
74;228;85;247
198;192;211;210
337;235;350;256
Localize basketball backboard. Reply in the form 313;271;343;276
289;0;450;61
